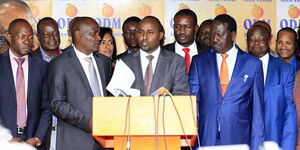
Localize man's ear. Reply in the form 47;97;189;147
6;33;11;44
194;25;199;37
231;31;237;41
159;31;164;41
75;30;80;41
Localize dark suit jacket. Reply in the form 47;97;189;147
294;71;300;150
0;51;51;146
264;55;297;150
189;45;265;150
48;46;112;150
120;48;189;96
162;42;209;54
31;48;43;59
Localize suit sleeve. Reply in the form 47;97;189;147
281;68;297;150
250;61;265;150
172;56;190;95
34;64;52;142
48;61;91;133
189;57;200;96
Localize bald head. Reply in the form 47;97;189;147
252;21;271;36
247;25;270;58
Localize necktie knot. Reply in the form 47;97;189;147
146;55;154;61
14;57;25;66
84;57;93;64
182;48;190;53
221;53;228;59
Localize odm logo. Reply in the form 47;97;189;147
102;4;114;17
65;3;78;18
215;4;227;16
252;4;264;19
139;3;151;17
29;4;39;17
178;3;189;10
288;5;299;19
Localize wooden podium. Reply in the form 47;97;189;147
92;96;197;150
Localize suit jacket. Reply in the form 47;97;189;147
120;48;189;96
264;55;297;150
293;71;300;150
0;51;51;147
162;42;209;54
189;45;265;150
48;46;112;150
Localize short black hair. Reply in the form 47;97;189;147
277;27;298;44
142;16;165;46
214;14;237;32
122;16;141;32
174;9;197;25
8;18;31;34
99;27;117;59
37;17;58;34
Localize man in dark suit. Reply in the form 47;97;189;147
115;16;141;60
196;19;212;52
48;17;112;150
32;17;61;61
276;27;300;72
163;9;202;72
0;19;51;149
189;14;265;150
114;16;189;96
247;25;297;150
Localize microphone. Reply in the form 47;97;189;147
151;87;172;96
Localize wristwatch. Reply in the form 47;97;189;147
34;137;42;147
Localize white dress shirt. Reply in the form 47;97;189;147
74;47;104;96
216;45;238;81
140;47;161;79
175;41;198;63
259;53;269;85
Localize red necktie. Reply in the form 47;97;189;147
15;57;26;128
182;48;191;72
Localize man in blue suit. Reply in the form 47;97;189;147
247;25;297;150
189;14;265;150
0;19;51;149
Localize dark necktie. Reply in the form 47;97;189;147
182;48;191;72
85;57;101;96
144;55;154;96
15;57;26;128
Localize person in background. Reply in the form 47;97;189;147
196;19;212;52
98;27;117;60
276;27;300;72
247;25;297;150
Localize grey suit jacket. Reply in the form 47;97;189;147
121;48;190;96
48;46;112;150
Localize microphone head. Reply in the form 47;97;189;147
158;87;170;95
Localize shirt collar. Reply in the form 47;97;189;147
9;49;28;62
259;53;269;63
175;41;197;51
73;46;93;60
140;47;161;60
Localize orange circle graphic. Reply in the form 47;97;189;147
102;4;114;17
66;4;78;17
288;6;299;19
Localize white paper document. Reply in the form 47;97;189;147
106;59;140;96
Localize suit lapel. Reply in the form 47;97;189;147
209;50;223;99
68;47;93;97
265;55;277;87
131;51;146;95
93;53;107;96
150;50;166;94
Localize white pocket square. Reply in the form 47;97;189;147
243;75;248;82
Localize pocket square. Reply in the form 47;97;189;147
243;75;248;82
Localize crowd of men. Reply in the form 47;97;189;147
0;1;300;150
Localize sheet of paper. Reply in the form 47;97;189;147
106;59;140;96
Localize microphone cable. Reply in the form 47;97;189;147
162;94;168;150
153;96;159;150
121;96;131;150
189;95;201;148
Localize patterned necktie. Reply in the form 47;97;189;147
182;48;191;72
144;55;154;96
15;57;26;128
85;57;101;97
220;53;229;97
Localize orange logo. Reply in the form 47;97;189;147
65;4;78;17
288;5;299;19
252;4;264;19
215;4;227;15
179;3;189;10
139;3;151;17
29;4;40;17
102;4;114;17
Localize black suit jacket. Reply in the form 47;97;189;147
48;46;112;150
0;51;51;145
162;42;210;54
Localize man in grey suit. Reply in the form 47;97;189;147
115;16;189;95
47;17;112;150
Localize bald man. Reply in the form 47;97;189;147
112;16;189;96
0;0;39;53
0;19;51;150
48;17;112;150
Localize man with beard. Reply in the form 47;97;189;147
48;17;112;150
247;25;297;150
189;14;264;150
163;9;201;72
113;16;189;96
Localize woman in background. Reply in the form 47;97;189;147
98;27;117;60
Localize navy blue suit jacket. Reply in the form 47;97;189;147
0;51;51;143
189;46;265;150
264;55;297;150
